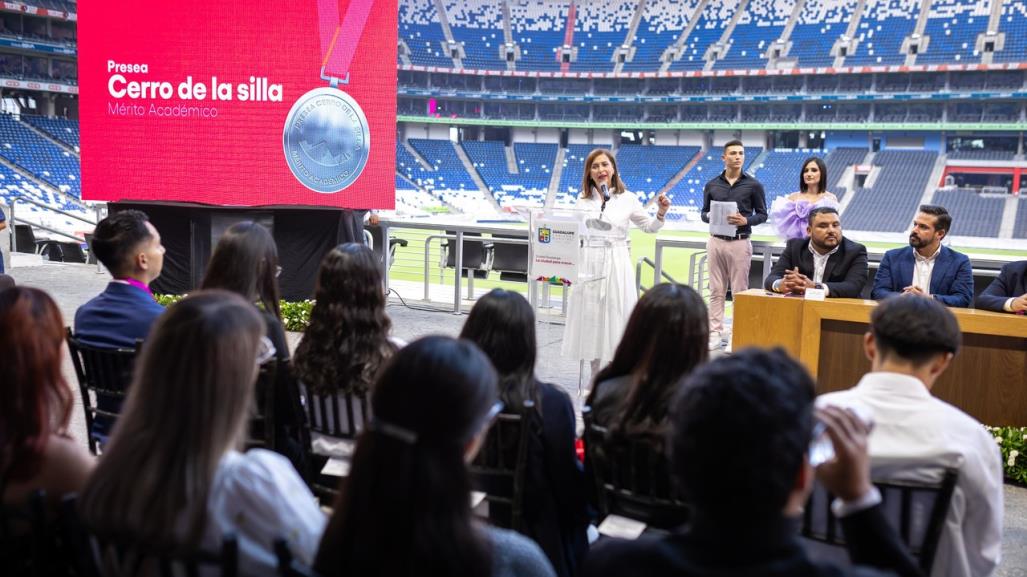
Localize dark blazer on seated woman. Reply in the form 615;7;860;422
975;260;1027;313
763;236;869;298
871;245;974;307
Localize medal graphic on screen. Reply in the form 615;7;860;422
283;0;372;193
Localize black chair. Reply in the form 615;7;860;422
65;328;139;455
490;233;529;283
442;231;491;279
245;360;278;452
14;223;37;254
300;384;370;502
366;225;407;271
582;406;691;531
469;401;534;532
800;469;958;574
0;490;69;577
274;539;322;577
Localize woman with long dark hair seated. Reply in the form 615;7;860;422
586;283;709;435
314;336;556;577
0;287;94;508
78;291;325;575
201;221;305;468
460;289;588;577
293;243;399;455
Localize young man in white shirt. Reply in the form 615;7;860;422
818;296;1003;577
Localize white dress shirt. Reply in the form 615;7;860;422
912;245;942;294
818;372;1003;577
808;241;839;286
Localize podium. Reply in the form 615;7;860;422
528;208;622;395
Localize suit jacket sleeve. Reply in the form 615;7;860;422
841;504;925;577
975;264;1014;312
826;242;868;298
871;251;901;300
933;254;974;308
764;240;798;291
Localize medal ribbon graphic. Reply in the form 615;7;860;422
282;0;374;194
317;0;374;86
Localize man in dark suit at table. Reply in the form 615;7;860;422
871;205;973;307
764;207;868;298
581;349;922;577
975;260;1027;313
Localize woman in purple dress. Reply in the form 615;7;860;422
769;157;839;240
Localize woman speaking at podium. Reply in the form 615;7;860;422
561;149;671;380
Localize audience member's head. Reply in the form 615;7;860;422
294;243;395;395
867;295;960;385
590;283;708;433
79;290;265;547
460;289;538;412
201;221;281;320
0;273;15;292
315;336;499;577
0;287;74;482
90;209;164;282
798;157;827;193
806;207;842;253
671;348;815;519
910;204;951;250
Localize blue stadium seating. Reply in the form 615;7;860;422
947;150;1017;161
616;144;701;201
23;115;79;149
824;147;868;201
399;0;456;67
0;113;80;198
841;149;938;232
669;5;734;71
406;139;478;191
509;0;569;71
995;0;1027;63
570;0;635;72
932;188;1005;237
462;140;557;207
715;0;793;70
1015;199;1027;239
788;0;858;67
443;1;507;70
846;0;921;66
750;150;822;204
917;0;989;65
625;0;700;72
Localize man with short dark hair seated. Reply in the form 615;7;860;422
764;207;869;298
818;297;1002;577
871;205;973;307
581;348;923;577
75;209;165;348
975;260;1027;313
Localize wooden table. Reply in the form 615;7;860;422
732;289;1027;426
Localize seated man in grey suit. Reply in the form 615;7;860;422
764;207;869;298
975;260;1027;313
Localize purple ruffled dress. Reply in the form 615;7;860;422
769;195;840;240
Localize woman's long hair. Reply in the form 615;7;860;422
294;243;395;394
460;289;539;413
798;157;828;194
0;287;73;482
314;336;498;577
201;221;282;320
78;291;264;548
579;148;626;199
587;283;708;435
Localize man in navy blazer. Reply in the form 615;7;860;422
764;207;868;298
871;205;973;307
976;260;1027;313
75;209;166;348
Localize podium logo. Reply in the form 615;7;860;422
538;226;552;244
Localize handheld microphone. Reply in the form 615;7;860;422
600;183;610;214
